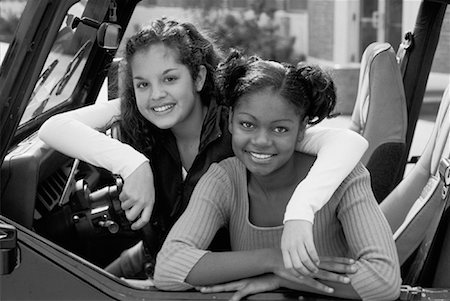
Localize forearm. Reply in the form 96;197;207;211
186;248;276;286
339;166;401;300
38;100;149;178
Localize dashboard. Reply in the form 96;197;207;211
1;131;139;268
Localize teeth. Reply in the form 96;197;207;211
153;104;173;112
250;152;272;159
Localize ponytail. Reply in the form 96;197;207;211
296;62;336;125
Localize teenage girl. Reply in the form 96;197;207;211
154;52;400;300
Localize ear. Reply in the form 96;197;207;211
195;65;207;92
296;116;309;142
228;108;234;134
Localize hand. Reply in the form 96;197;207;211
314;256;357;283
274;267;334;294
196;274;280;301
281;220;319;275
273;255;357;293
119;162;155;230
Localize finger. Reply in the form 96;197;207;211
230;288;251;301
282;249;294;270
292;248;317;275
119;191;128;202
120;199;133;211
281;273;334;294
198;282;244;293
230;283;273;301
301;277;334;294
313;269;351;284
319;256;355;264
125;204;143;222
228;275;280;301
318;260;357;274
131;206;152;230
305;240;320;265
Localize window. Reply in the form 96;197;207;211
19;2;96;125
0;0;28;65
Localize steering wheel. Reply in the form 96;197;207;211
69;172;132;236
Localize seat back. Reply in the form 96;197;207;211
381;84;450;268
349;42;408;202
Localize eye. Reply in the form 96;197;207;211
164;75;178;83
135;82;148;89
240;121;254;129
273;127;288;133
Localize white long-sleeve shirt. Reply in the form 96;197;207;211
38;98;368;223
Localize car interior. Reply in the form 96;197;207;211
1;0;450;300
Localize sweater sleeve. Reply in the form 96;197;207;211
338;163;401;301
285;126;368;223
154;163;232;291
38;98;149;179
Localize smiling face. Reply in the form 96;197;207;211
229;88;304;177
130;43;206;131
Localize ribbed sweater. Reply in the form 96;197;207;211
154;157;401;301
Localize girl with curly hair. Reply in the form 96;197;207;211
39;18;368;281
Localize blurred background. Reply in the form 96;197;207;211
2;0;449;105
1;0;449;157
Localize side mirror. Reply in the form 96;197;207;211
0;223;20;275
71;16;122;50
96;22;122;50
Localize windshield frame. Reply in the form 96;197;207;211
0;0;80;162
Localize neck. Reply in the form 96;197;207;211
172;100;207;143
171;99;208;171
247;152;315;227
250;154;299;192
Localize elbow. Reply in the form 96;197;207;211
153;275;182;291
372;273;401;301
346;128;369;152
38;117;53;142
355;259;402;301
38;114;62;144
153;264;192;292
153;248;194;292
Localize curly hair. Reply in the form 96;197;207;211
215;50;336;125
118;17;223;154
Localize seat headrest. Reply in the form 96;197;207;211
352;42;393;131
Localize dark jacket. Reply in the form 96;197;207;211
143;99;233;255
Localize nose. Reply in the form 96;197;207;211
252;129;272;147
150;83;167;101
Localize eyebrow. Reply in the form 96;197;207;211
133;68;178;80
236;112;296;124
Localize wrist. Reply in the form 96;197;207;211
263;248;283;273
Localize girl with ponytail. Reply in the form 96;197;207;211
155;51;400;301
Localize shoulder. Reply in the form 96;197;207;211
198;157;246;194
190;157;244;214
203;157;245;182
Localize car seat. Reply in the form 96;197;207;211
320;42;408;202
380;83;450;281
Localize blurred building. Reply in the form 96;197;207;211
134;0;450;104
